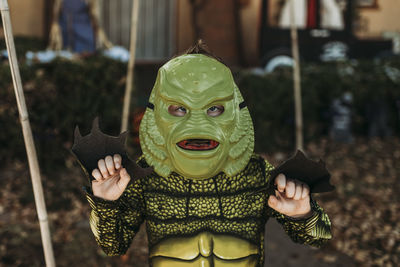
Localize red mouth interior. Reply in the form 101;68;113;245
177;139;219;151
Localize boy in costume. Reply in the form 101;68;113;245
74;45;332;266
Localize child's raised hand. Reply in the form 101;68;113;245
91;154;131;201
267;174;313;218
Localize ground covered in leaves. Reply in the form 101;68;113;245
0;138;398;266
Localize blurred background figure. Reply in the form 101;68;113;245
48;0;112;53
330;92;354;143
279;0;344;30
366;98;392;138
59;0;96;53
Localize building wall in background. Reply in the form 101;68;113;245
196;0;240;66
0;0;46;38
239;0;400;65
1;0;399;65
356;0;400;38
239;0;261;66
99;0;176;61
176;0;195;54
176;0;261;66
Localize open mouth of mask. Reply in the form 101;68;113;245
177;139;219;151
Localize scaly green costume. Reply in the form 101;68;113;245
85;53;332;266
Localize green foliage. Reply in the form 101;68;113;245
237;58;400;152
0;55;130;171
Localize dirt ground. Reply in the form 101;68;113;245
264;219;355;266
0;138;399;266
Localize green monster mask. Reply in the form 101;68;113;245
139;54;254;179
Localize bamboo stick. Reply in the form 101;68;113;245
0;0;56;266
289;0;304;151
121;0;140;133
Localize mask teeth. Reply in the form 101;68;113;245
210;140;218;147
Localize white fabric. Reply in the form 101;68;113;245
279;0;307;29
320;0;344;30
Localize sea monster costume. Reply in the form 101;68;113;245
72;52;332;266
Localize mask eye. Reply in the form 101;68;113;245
168;105;187;117
207;105;224;117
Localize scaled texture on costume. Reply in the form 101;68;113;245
86;155;331;266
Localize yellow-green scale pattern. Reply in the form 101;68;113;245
86;154;332;266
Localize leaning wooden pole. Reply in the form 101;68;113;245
121;0;140;133
0;1;56;266
289;0;304;151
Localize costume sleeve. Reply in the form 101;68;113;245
264;159;332;247
268;198;332;247
85;179;145;256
